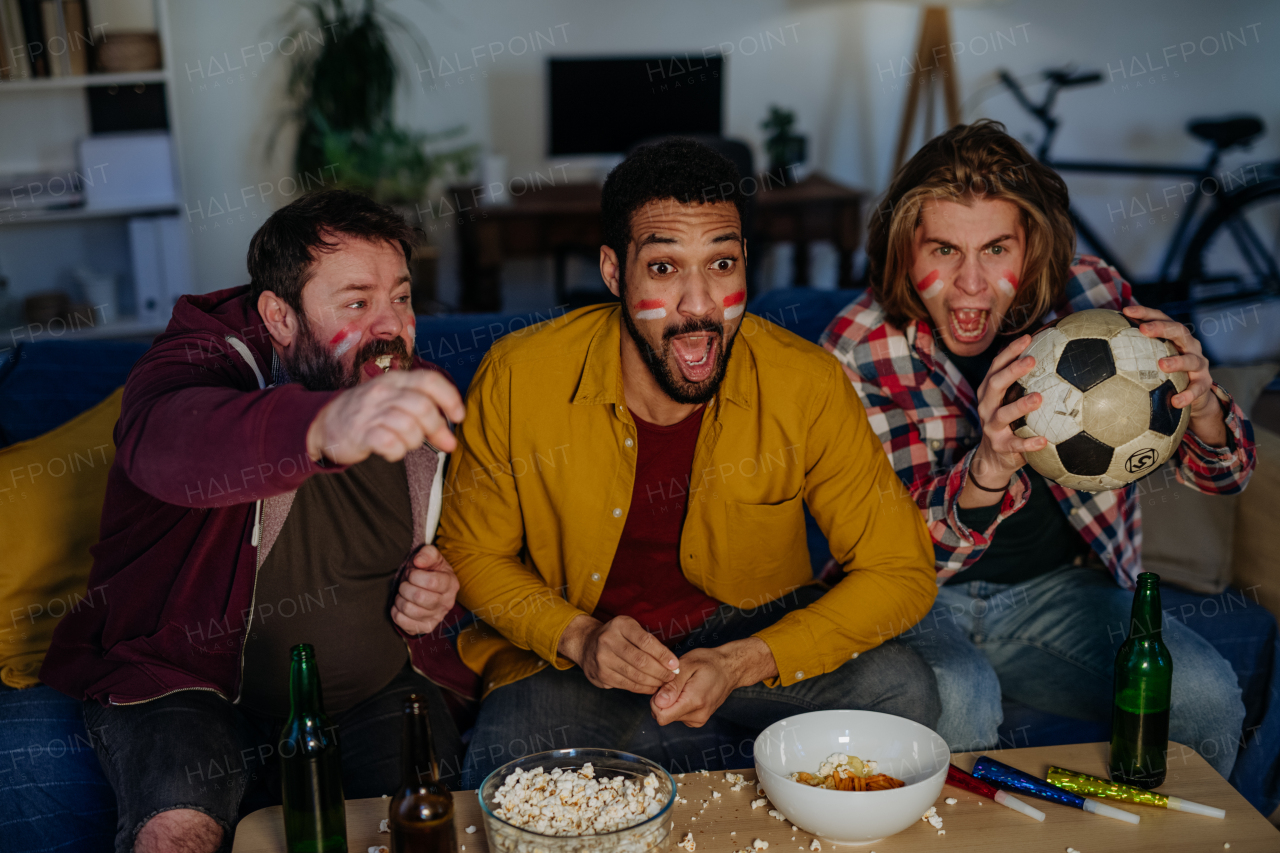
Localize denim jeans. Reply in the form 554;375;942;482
81;664;463;853
461;586;941;789
897;565;1246;777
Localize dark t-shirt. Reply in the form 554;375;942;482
593;406;722;644
943;340;1088;585
238;455;412;716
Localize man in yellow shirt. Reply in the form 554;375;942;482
437;138;938;787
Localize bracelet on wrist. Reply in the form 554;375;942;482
967;466;1010;493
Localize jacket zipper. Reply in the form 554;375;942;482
111;334;268;708
226;334;267;706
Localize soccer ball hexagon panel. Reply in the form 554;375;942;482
1010;308;1190;492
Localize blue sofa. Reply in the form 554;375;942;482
2;289;1277;852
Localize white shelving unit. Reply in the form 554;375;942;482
0;0;188;341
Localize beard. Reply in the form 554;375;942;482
285;316;413;391
619;272;737;406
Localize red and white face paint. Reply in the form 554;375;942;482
722;290;746;320
996;272;1018;300
915;269;944;300
634;299;667;321
329;326;363;359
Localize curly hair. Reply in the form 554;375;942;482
601;138;747;282
867;119;1075;333
247;189;416;314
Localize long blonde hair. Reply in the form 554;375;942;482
867;119;1075;333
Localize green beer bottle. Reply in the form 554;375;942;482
279;643;347;852
1109;572;1172;789
389;694;456;852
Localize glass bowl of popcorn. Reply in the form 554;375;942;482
754;710;950;845
478;748;677;853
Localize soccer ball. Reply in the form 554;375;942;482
1003;308;1190;492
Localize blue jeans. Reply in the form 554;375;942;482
897;565;1246;777
461;586;941;789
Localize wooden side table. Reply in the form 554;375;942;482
452;173;866;312
232;741;1277;852
754;173;865;289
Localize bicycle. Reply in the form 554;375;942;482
996;67;1280;316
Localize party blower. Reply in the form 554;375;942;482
1047;767;1226;818
972;757;1139;824
947;765;1045;821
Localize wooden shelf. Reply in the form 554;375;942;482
0;202;182;226
0;69;168;93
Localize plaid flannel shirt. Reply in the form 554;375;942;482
820;256;1257;590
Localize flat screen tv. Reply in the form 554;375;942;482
548;55;723;156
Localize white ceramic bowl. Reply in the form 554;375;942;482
754;710;949;846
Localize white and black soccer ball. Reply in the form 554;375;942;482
1003;308;1190;492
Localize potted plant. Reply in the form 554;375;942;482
277;0;477;309
279;0;478;205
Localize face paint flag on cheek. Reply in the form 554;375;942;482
723;290;746;320
635;299;667;320
996;273;1019;299
329;327;362;359
915;269;944;300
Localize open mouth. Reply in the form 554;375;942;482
361;354;399;378
669;332;718;383
949;308;990;344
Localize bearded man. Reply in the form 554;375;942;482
436;138;941;788
43;190;468;853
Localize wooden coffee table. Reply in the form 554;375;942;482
231;741;1278;852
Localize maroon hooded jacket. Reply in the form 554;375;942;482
41;285;477;707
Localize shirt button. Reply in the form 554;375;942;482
795;670;804;679
930;439;943;450
624;438;634;448
591;573;601;582
612;507;622;518
850;652;859;660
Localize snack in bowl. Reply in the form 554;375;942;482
754;709;949;845
790;753;906;792
491;763;665;835
479;748;676;853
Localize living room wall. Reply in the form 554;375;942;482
164;0;1279;305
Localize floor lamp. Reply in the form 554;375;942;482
892;5;963;171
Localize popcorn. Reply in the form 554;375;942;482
712;791;722;799
751;798;768;809
945;797;958;805
793;754;902;791
378;818;389;833
679;831;696;851
753;839;769;850
375;355;392;371
489;763;666;836
768;809;787;821
368;847;388;853
921;806;943;831
810;840;822;851
465;825;477;833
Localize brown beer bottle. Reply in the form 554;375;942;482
389;694;456;852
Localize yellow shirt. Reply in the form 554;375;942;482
436;305;936;697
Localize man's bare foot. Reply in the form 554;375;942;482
134;808;223;853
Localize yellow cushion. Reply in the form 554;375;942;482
0;387;122;688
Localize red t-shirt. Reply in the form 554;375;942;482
593;406;722;644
